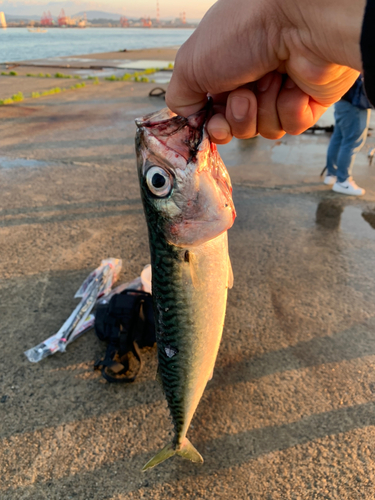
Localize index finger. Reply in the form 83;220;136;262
165;46;208;118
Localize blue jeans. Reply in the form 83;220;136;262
326;100;370;182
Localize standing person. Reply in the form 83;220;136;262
323;76;372;196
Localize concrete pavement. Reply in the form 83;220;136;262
1;76;375;499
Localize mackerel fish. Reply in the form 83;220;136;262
135;104;236;470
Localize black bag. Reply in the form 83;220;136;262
94;289;155;383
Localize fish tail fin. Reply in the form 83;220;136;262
176;438;204;463
142;438;203;471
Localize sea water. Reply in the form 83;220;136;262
0;27;195;63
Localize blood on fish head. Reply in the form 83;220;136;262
136;105;236;247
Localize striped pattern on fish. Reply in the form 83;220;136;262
135;104;235;470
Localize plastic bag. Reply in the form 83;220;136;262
96;265;152;307
74;258;122;298
24;258;122;363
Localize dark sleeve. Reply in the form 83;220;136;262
361;0;375;105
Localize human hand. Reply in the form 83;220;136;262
166;0;365;142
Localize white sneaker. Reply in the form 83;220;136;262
324;175;337;185
332;177;365;196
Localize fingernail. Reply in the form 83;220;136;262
284;78;296;89
210;128;229;141
257;73;273;92
230;96;250;121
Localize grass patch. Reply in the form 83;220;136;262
9;71;18;76
0;92;23;105
41;87;62;96
103;68;158;83
2;77;90;105
12;92;24;102
26;73;52;78
0;98;14;105
87;76;100;84
71;82;86;89
54;72;72;79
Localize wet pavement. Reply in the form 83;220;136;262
3;47;176;83
0;77;375;499
5;47;178;69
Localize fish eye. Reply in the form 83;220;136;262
146;166;172;197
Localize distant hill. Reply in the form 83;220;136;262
2;2;125;19
73;11;123;21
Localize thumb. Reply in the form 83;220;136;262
165;50;208;118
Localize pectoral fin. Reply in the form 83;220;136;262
228;256;234;289
187;251;201;289
187;250;233;289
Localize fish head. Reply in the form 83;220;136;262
135;105;236;247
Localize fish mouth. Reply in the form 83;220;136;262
136;100;213;163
